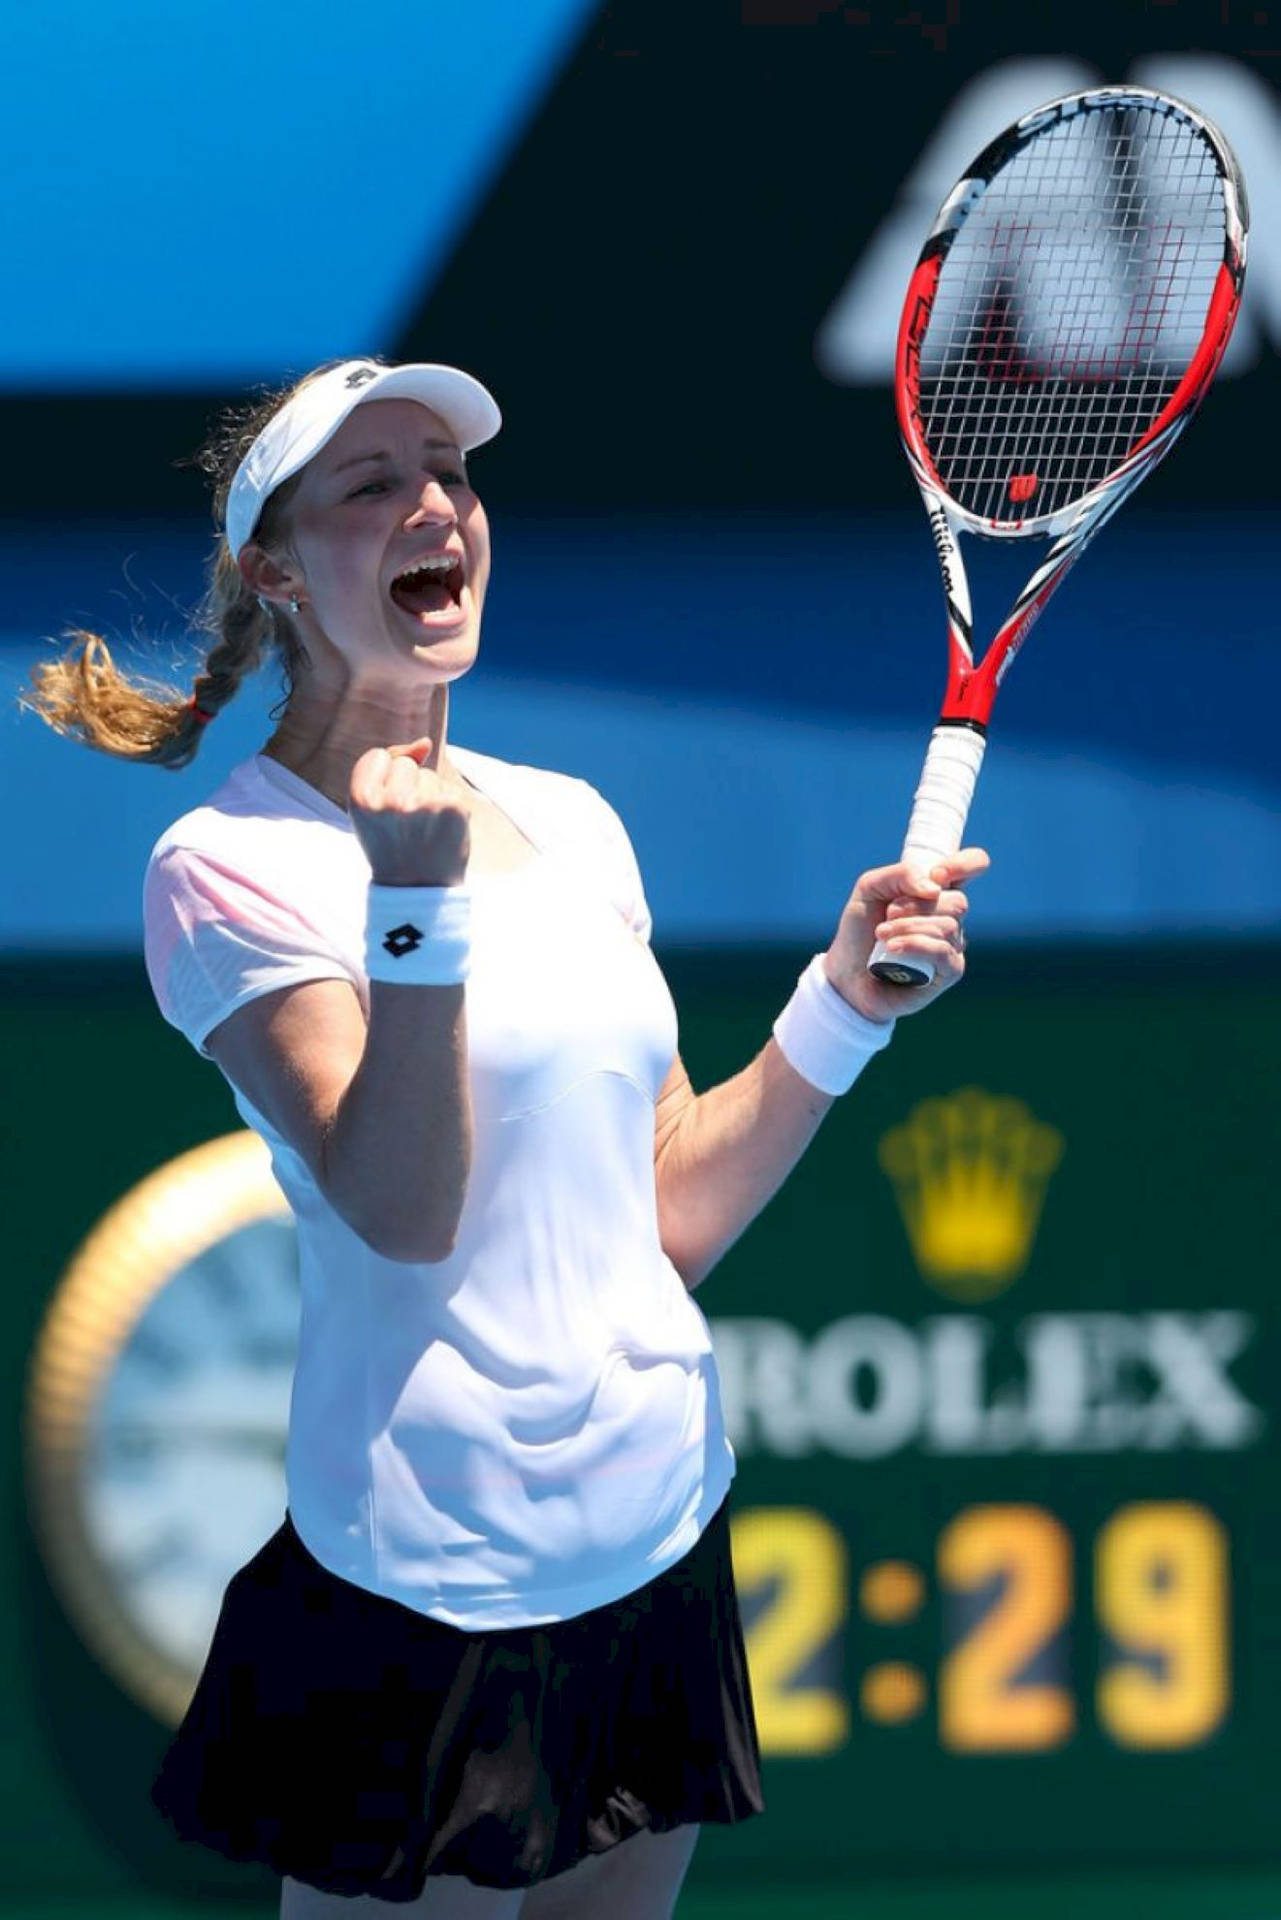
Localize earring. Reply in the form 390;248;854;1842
288;593;301;615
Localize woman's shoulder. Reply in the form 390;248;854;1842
450;744;625;840
141;756;362;1048
452;744;650;940
148;753;350;875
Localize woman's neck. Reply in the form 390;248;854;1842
261;683;461;810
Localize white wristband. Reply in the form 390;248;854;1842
772;954;895;1096
365;885;472;986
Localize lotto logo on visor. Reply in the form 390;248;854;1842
224;359;502;559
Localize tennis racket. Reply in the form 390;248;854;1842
868;84;1248;987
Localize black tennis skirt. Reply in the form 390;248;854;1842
149;1493;764;1899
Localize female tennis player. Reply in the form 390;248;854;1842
27;357;986;1920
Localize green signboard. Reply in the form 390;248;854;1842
9;946;1281;1898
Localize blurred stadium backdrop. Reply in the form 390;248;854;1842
5;3;1281;1916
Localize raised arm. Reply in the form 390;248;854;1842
208;971;469;1264
654;849;988;1289
208;739;474;1264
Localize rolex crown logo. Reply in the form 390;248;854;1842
878;1088;1064;1302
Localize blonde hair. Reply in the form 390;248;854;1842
20;367;339;769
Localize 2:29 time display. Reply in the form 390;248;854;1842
730;1502;1230;1756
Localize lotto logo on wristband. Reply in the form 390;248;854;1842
382;924;425;958
366;885;472;986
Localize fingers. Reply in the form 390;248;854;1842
351;739;440;809
874;932;966;983
881;888;968;923
874;929;964;965
854;848;989;904
385;736;434;764
854;850;984;987
854;862;940;904
928;848;990;886
875;912;962;943
347;740;471;888
386;752;426;798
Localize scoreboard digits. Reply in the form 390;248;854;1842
1095;1502;1229;1749
939;1504;1074;1751
731;1502;1231;1757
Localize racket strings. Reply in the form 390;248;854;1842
918;101;1225;523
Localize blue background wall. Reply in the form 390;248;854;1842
4;1;1278;957
4;509;1280;950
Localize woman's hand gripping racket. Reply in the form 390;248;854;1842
868;84;1248;987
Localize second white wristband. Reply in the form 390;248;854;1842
772;953;895;1096
365;885;472;986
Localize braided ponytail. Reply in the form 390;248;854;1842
20;371;321;769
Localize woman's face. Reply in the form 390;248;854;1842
264;397;492;691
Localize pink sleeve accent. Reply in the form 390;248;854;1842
144;845;358;1055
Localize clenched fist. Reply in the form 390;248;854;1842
348;737;471;888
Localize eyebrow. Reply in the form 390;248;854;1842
332;439;465;474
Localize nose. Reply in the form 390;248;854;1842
404;475;457;528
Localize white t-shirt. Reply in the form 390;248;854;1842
143;748;736;1629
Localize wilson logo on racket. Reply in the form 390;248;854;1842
867;83;1248;992
926;502;965;620
878;1088;1064;1302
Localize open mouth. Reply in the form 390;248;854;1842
389;553;466;618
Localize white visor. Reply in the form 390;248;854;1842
225;358;502;559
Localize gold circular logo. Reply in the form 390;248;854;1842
24;1132;295;1725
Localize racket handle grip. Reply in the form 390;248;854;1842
868;722;987;989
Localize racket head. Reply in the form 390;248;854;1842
896;86;1248;541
